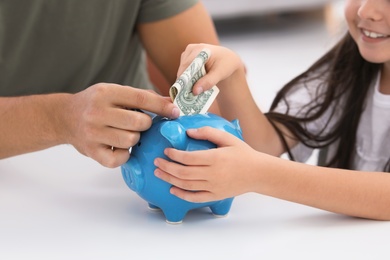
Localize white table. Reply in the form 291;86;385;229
1;145;389;260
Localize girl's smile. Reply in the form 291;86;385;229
345;0;390;64
361;28;389;40
360;28;390;44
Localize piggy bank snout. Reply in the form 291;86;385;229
121;156;144;192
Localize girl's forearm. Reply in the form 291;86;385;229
217;67;287;156
253;153;390;220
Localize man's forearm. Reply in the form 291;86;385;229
0;93;72;158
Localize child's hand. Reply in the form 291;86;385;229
153;126;260;202
178;44;244;95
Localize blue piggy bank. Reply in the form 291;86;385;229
121;113;243;224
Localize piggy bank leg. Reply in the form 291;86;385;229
162;208;188;224
148;203;161;211
210;198;234;217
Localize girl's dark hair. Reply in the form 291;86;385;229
265;32;384;170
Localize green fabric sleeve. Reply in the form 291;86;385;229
137;0;199;23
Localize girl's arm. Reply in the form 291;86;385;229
156;43;390;221
155;127;390;221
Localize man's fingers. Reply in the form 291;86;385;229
90;145;130;168
105;108;152;131
90;127;140;150
113;86;179;119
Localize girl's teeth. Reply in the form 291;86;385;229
363;29;388;38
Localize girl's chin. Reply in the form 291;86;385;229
361;56;388;64
359;49;389;64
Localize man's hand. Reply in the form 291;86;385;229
64;83;180;168
0;83;179;168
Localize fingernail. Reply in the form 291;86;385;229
154;159;159;167
187;128;198;134
154;169;162;178
172;107;180;118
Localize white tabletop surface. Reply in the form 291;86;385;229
1;145;389;260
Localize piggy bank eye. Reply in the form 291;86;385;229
137;142;142;147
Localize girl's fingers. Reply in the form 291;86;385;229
158;127;244;167
162;148;214;166
186;127;243;147
177;47;202;76
154;157;207;179
155;165;217;202
169;186;214;203
154;167;208;191
177;46;219;95
191;73;220;95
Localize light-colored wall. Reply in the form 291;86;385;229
202;0;331;19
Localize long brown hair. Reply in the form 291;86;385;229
265;32;382;170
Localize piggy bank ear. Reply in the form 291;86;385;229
226;119;244;141
231;119;241;131
160;121;188;150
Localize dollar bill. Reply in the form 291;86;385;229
169;49;219;116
